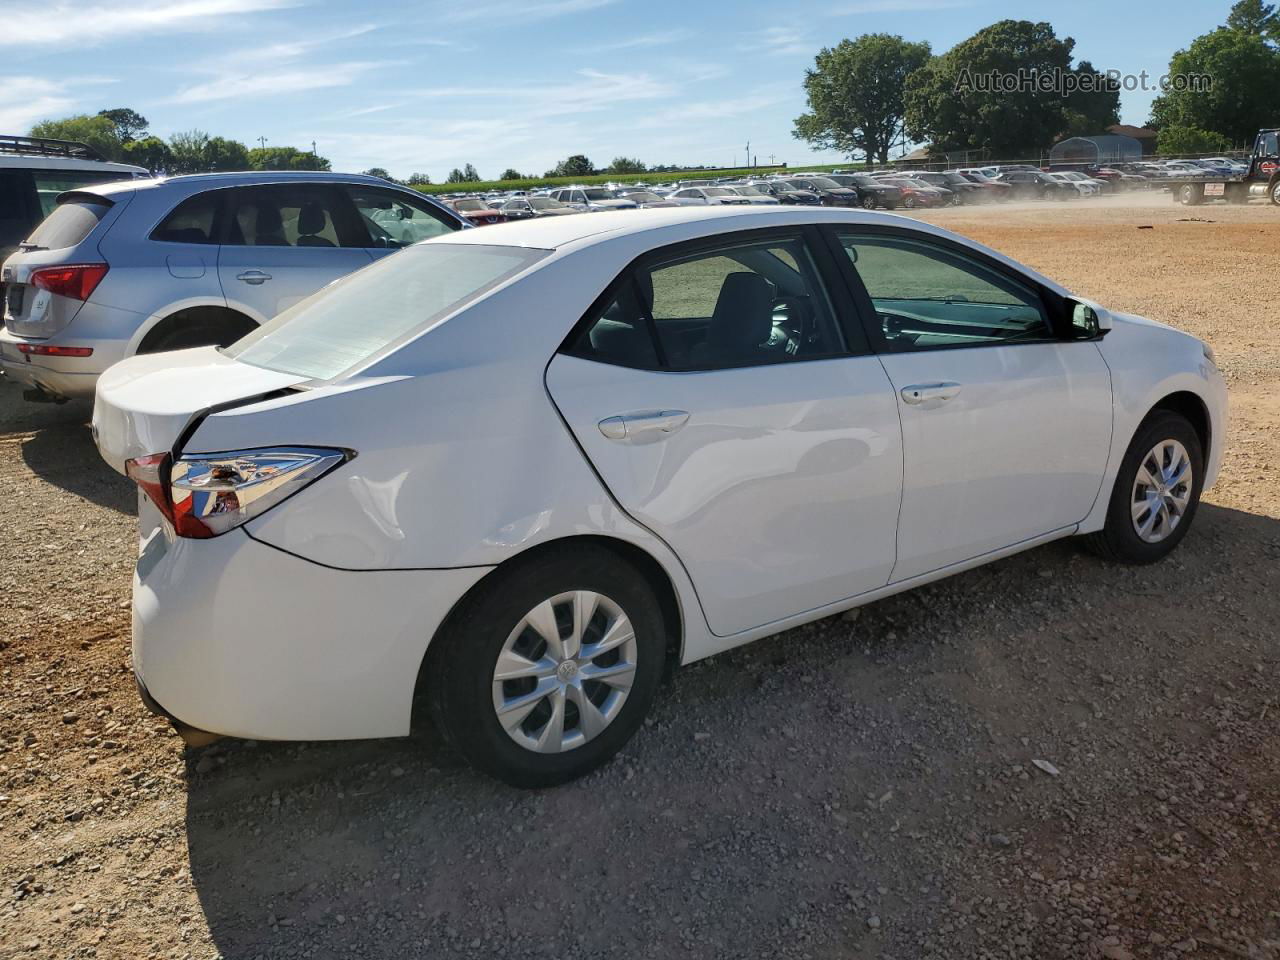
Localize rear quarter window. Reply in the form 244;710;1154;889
225;242;548;381
23;198;112;250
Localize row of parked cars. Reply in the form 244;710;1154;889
439;164;1154;225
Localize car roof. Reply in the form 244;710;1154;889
74;170;419;198
430;206;968;254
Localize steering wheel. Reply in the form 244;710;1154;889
771;295;814;355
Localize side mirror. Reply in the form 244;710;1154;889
1070;300;1111;339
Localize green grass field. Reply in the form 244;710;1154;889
411;162;860;196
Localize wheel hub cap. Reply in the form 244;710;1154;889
491;591;638;754
1130;439;1193;544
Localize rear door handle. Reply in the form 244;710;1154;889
236;270;272;285
900;382;962;406
598;410;689;441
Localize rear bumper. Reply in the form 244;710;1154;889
132;524;491;741
0;325;129;400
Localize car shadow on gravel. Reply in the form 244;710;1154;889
19;421;134;514
178;502;1280;959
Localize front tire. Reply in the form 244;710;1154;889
1085;411;1204;564
425;545;667;788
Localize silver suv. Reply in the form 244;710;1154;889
1;171;466;402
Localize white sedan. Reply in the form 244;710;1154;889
667;186;752;206
92;207;1226;787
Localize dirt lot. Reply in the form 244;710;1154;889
1;194;1278;960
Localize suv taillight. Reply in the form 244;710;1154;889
30;263;109;301
125;447;349;538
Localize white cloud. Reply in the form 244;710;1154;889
575;29;692;54
741;27;810;57
438;0;616;24
0;0;298;47
165;27;384;104
411;69;678;117
837;0;971;11
0;76;115;130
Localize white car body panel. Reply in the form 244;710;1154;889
877;342;1112;580
90;207;1228;744
546;353;903;636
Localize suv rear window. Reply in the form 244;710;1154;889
225;242;548;381
24;198;112;250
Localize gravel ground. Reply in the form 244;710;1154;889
1;194;1278;960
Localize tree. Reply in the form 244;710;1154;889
445;167;467;183
97;108;149;143
1156;124;1233;154
462;163;481;182
406;172;432;185
905;20;1112;159
29;114;122;160
545;154;593;177
248;145;331;171
1226;0;1280;42
361;167;395;181
1148;27;1280;143
792;34;931;164
167;131;250;174
1061;59;1121;136
606;156;647;174
499;168;523;181
122;136;171;173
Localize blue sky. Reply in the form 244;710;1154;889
0;0;1241;179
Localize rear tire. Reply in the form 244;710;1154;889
1271;180;1280;206
1177;183;1204;206
1084;411;1204;564
425;545;667;788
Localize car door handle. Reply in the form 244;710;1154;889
900;382;962;405
236;270;272;285
598;410;689;441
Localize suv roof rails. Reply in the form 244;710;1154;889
0;135;107;161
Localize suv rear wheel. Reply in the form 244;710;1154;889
138;308;257;354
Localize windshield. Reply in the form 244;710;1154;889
703;187;732;196
805;177;841;189
529;198;563;209
624;191;662;202
452;199;485;211
226;243;548;381
582;189;613;200
733;186;763;196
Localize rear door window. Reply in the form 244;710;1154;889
23;197;112;250
224;184;361;248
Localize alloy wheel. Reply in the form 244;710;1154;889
1130;439;1193;543
491;591;638;754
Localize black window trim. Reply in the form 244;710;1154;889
558;224;871;373
815;223;1078;355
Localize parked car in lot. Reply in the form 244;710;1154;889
824;173;903;209
996;170;1072;200
614;189;679;208
547;187;638;212
0;135;148;289
668;186;751;206
722;184;781;205
953;171;1013;201
874;177;946;208
500;197;580;219
92;206;1226;787
911;171;986;204
445;196;508;226
745;179;821;205
780;175;860;207
0;171;465;403
1046;172;1099;197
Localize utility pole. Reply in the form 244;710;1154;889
311;140;317;156
257;136;267;150
768;152;777;166
745;140;750;168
